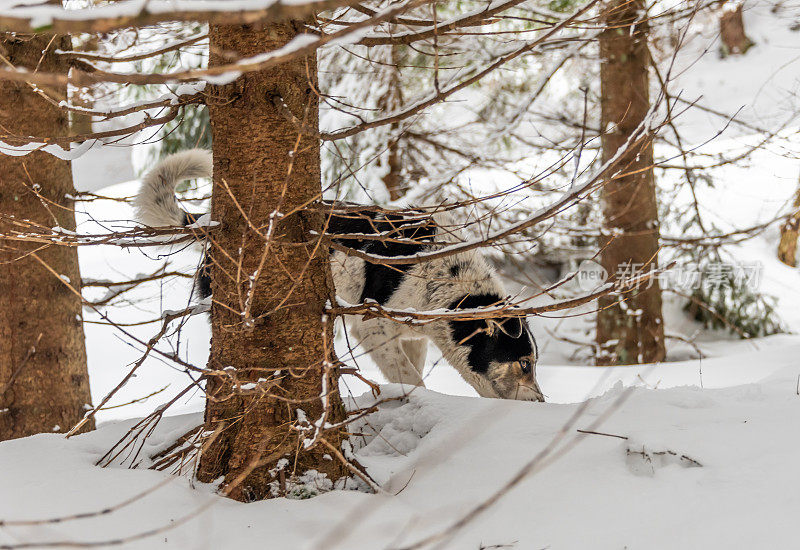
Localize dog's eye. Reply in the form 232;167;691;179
519;359;532;374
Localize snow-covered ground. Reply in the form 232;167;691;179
668;0;800;144
2;357;800;549
2;0;800;547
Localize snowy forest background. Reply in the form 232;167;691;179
1;0;800;547
74;0;800;415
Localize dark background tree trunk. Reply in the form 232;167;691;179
0;33;93;439
196;21;347;501
595;0;666;366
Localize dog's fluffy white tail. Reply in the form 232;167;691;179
135;148;213;227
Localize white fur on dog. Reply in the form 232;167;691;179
135;148;213;228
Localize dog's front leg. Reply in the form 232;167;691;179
354;319;426;387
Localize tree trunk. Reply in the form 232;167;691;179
778;174;800;267
196;21;348;501
720;3;754;57
380;44;405;201
0;33;93;439
595;0;666;366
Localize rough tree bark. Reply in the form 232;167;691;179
196;21;348;501
595;0;666;366
778;173;800;267
0;33;93;439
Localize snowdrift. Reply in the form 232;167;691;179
2;346;799;549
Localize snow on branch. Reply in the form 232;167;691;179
56;32;208;64
0;214;217;247
356;0;535;46
0;99;200;152
316;5;601;140
328;261;666;324
0;0;366;34
326;103;664;267
0;0;435;88
58;86;205;120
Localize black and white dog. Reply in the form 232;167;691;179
136;149;544;401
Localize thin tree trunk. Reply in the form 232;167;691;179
196;21;347;501
0;33;93;439
380;44;405;201
595;0;666;366
720;3;754;57
778;174;800;267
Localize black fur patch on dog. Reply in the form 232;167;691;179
448;293;534;374
197;254;212;299
329;210;436;304
185;205;439;303
183;212;213;299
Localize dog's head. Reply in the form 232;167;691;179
446;294;543;402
